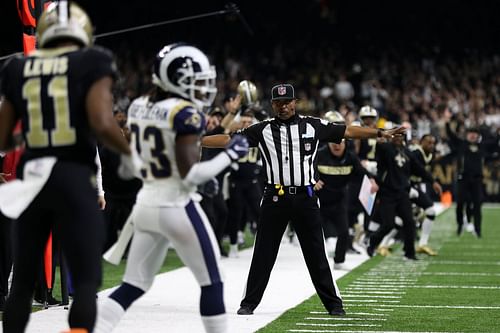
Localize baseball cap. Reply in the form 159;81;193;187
271;83;296;101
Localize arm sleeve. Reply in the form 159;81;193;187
237;122;262;147
316;119;346;143
182;152;232;187
410;152;434;183
445;122;462;148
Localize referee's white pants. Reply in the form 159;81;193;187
123;200;224;291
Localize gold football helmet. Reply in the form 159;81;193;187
37;1;93;48
238;80;258;106
323;110;345;125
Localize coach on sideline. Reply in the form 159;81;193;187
201;83;405;316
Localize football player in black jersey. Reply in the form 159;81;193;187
227;109;262;257
367;133;442;260
0;2;136;332
315;111;378;269
444;110;486;237
410;134;440;255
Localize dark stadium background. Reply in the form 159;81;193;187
2;1;500;56
1;0;499;201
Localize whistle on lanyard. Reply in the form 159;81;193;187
275;184;285;196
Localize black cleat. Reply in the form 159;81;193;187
329;308;346;316
403;255;419;261
366;246;375;257
237;306;254;315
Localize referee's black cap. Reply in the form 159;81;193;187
271;83;297;101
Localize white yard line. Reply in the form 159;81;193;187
405;285;500;290
309;311;387;316
304;317;386;321
428;260;500;265
296;323;382;327
342;291;406;295
420;272;500;277
345;304;500;310
342;295;402;298
287;329;462;333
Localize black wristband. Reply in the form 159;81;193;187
377;129;384;137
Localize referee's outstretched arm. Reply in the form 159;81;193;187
345;125;406;139
200;126;406;148
201;134;231;148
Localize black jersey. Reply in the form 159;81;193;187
376;142;433;195
410;145;433;184
0;46;117;172
446;123;484;180
358;138;378;161
230;147;261;181
316;145;368;202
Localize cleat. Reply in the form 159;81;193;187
329;308;346;316
237;306;254;315
333;262;346;270
416;245;437;256
403;255;419;261
376;246;390;257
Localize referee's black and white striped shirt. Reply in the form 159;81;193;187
238;114;346;186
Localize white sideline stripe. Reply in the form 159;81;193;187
304;317;386;321
297;323;382;327
372;308;394;311
309;311;387;316
287;329;463;333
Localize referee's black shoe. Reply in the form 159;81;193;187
237;306;254;315
329;308;346;316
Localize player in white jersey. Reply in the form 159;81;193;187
95;43;248;333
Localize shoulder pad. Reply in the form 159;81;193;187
173;105;205;135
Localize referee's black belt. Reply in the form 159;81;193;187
266;184;308;195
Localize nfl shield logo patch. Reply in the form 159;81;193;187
278;86;287;95
305;143;311;151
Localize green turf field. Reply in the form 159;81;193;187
258;206;500;333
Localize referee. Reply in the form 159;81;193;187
201;83;404;316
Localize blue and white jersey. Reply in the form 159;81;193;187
127;96;205;206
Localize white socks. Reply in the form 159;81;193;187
419;218;433;246
94;297;126;333
201;313;227;333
